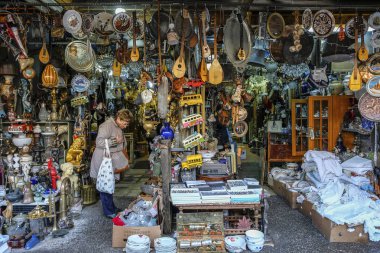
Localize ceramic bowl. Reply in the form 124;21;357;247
245;230;264;242
247;242;264;252
12;136;32;148
225;236;246;253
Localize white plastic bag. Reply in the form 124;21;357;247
96;139;115;194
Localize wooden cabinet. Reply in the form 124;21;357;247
291;95;353;156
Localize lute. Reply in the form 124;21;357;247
237;12;246;61
38;15;50;64
349;16;362;91
130;11;140;62
172;9;189;78
208;11;223;85
197;10;208;82
357;14;368;62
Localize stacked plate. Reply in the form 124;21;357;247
154;237;176;253
245;230;265;252
125;234;150;253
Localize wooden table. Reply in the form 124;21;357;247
173;202;263;233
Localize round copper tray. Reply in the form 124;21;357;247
358;92;380;122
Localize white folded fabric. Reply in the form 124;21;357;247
341;156;373;175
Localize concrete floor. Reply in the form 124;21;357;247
14;149;380;252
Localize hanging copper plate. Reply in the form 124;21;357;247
366;76;380;97
368;12;380;30
367;53;380;75
312;10;335;38
94;12;115;36
267;12;285;39
81;14;94;34
270;38;286;63
359;64;374;83
112;12;132;33
358;92;380;122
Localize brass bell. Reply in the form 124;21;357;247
22;183;35;204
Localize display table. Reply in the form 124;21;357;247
173;202;263;234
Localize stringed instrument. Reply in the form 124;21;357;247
130;11;140;62
349;16;362;91
201;9;210;58
208;12;224;85
358;14;368;62
172;9;189;78
237;12;246;61
112;59;121;77
38;15;50;64
197;10;208;82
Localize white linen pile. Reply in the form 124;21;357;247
341;156;373;175
304;151;343;183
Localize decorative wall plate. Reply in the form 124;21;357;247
22;67;35;80
71;74;90;93
367;53;380;75
345;16;368;39
112;12;132;33
141;89;153;104
63;10;82;34
371;31;380;48
81;14;94;33
366;76;380;97
368;12;380;30
267;12;285;39
72;29;86;40
302;9;313;30
358;92;380;122
65;41;95;72
238;107;248;121
233;120;248;137
312;10;335;38
94;12;115;36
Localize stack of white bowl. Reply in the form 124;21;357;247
245;230;264;252
224;235;246;253
154;237;176;253
125;234;150;253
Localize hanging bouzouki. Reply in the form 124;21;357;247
358;14;368;62
197;10;208;82
172;9;189;78
38;15;50;64
236;12;246;61
208;11;223;85
130;11;140;62
112;59;121;77
349;16;362;91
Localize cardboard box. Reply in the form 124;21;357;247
112;224;162;248
299;199;314;218
284;188;300;209
272;179;286;197
311;209;368;243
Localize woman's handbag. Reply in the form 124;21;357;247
96;139;115;194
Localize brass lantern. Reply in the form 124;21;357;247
41;64;58;88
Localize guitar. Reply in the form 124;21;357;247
358;15;368;62
208;11;224;85
130;11;140;62
172;9;189;78
237;13;246;61
38;15;50;64
201;9;210;58
197;11;208;82
349;17;362;91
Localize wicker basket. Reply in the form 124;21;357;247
82;183;97;205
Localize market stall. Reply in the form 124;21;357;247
0;0;380;252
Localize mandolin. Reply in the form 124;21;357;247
112;59;121;77
349;17;362;91
38;15;50;64
130;11;140;62
358;15;368;62
236;13;246;61
172;9;189;78
208;12;224;85
201;9;210;58
197;10;208;82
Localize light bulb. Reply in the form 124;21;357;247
115;8;125;14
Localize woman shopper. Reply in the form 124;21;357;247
90;109;132;218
